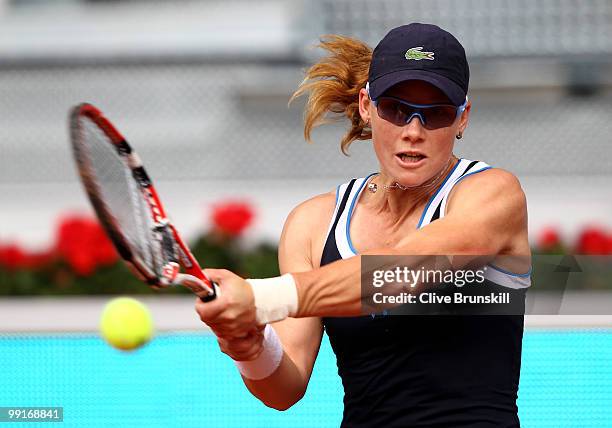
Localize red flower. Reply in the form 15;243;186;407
537;227;562;251
55;215;118;275
0;243;27;270
575;226;612;255
23;249;56;269
0;244;54;270
211;201;254;237
90;224;119;266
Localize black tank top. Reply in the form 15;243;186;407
320;159;530;428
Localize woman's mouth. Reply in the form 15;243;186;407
396;153;426;167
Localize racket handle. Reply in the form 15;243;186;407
200;281;218;302
173;273;218;302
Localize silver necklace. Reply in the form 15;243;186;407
367;182;408;193
367;157;456;194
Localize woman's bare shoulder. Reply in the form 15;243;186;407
447;167;525;210
279;189;337;271
460;167;523;189
283;190;337;233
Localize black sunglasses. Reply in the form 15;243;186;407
372;96;467;130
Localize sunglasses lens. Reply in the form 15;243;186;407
423;106;458;129
376;98;411;126
376;98;458;129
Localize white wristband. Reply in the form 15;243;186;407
246;273;298;324
234;325;283;380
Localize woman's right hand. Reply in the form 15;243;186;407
216;325;266;361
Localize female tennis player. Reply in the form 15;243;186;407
196;23;531;427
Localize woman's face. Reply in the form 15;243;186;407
359;80;470;186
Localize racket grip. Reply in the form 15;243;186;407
200;281;218;302
173;273;218;302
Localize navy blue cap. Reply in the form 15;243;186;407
368;23;469;106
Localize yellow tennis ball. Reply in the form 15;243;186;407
100;297;154;351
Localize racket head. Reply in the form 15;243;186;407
69;103;215;299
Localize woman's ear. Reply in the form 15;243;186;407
359;87;372;124
457;99;471;135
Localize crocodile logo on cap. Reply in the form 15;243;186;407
405;47;435;61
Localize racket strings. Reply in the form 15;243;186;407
79;117;160;274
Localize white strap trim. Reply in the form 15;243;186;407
335;177;367;258
483;265;531;289
438;161;492;219
324;182;349;240
419;159;472;228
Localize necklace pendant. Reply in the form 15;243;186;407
367;182;378;193
383;182;409;191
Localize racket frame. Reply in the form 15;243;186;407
70;103;216;301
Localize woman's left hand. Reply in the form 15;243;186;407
195;268;259;339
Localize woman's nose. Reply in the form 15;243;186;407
405;112;426;127
400;113;426;140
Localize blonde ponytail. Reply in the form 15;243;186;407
290;35;372;155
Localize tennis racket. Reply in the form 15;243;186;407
69;103;217;302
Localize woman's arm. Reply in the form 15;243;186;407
293;169;528;317
198;193;334;410
198;170;528;339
